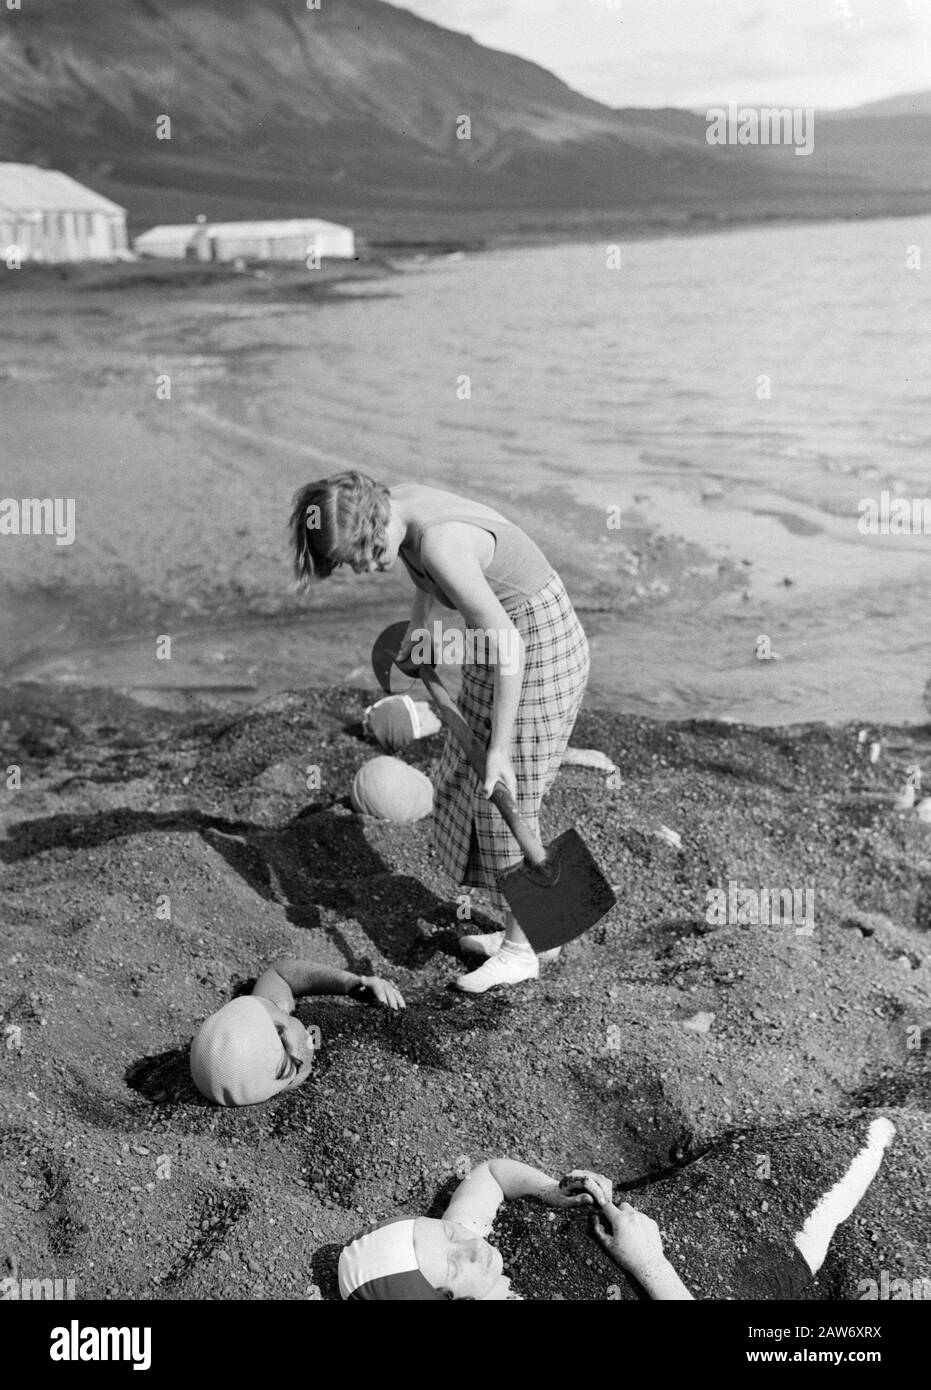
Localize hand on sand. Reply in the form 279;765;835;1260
547;1170;613;1209
483;747;518;801
592;1201;665;1276
357;976;406;1010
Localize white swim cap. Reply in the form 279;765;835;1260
189;997;293;1106
364;696;442;750
350;755;434;822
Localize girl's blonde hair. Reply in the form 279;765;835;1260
290;471;391;583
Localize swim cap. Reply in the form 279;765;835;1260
338;1218;445;1300
364;696;443;751
189;997;293;1106
364;695;419;751
349;756;434;822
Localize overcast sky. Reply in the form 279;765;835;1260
385;0;931;110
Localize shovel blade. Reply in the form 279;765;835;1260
371;620;417;694
496;828;616;953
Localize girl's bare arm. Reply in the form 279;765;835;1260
252;959;405;1011
443;1158;613;1236
419;525;525;773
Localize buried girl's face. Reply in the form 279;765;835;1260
413;1218;505;1299
254;999;318;1089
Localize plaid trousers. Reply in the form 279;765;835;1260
431;571;590;910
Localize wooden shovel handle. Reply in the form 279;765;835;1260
417;664;547;868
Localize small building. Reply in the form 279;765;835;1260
134;217;356;263
0;164;128;263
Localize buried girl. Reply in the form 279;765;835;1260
337;1157;693;1301
337;1116;897;1301
290;472;591;993
189;955;404;1107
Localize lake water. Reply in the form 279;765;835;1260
2;214;930;725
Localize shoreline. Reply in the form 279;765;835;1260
4;641;931;731
6;192;931;290
366;197;931;256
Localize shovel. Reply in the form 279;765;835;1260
371;620;617;952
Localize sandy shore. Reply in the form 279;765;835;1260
0;682;928;1300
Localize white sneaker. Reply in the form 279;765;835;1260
459;930;561;964
454;945;539;994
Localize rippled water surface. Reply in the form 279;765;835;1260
2;215;929;723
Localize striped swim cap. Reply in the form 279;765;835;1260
364;695;419;751
338;1218;445;1300
189;997;294;1107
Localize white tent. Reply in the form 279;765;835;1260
130;225;198;259
134;218;355;262
0;164;128;263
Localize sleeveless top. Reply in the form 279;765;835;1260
398;512;554;612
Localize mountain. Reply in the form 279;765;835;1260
830;90;931;118
0;0;928;238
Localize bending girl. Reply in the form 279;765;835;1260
290;472;591;993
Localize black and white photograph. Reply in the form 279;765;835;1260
1;0;929;1351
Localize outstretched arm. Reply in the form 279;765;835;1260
252;958;405;1012
443;1158;612;1238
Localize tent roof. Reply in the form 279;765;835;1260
136;218;353;241
206;220;353;236
0;164;125;215
133;225;199;241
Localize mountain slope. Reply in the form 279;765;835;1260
0;0;928;235
833;89;931;118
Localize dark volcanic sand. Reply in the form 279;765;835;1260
0;684;929;1301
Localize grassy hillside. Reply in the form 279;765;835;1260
1;0;929;237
